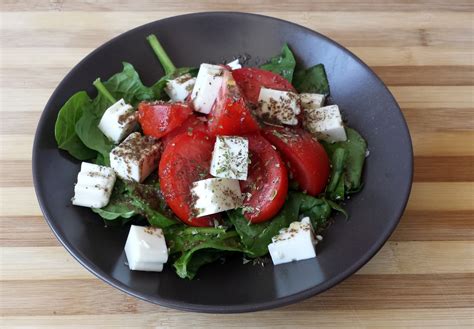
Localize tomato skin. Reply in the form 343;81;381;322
159;131;216;227
138;102;192;139
262;126;330;196
161;114;208;147
232;68;296;105
240;134;288;223
208;70;260;136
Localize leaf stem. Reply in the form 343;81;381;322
93;78;116;104
146;34;176;75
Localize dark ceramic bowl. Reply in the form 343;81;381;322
32;12;413;313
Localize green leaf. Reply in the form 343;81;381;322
54;91;96;160
326;199;348;219
100;62;155;106
92;179;136;221
293;63;330;95
180;251;225;280
165;227;243;279
260;44;296;82
228;192;333;257
126;182;178;228
75;107;114;165
326;148;347;201
322;128;367;192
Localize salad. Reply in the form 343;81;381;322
55;34;367;279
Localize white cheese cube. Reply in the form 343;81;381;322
190;63;225;114
98;98;137;144
110;132;160;182
268;217;317;265
210;136;249;180
164;73;196;102
191;178;243;217
124;225;168;272
303;104;347;143
257;87;301;125
300;93;325;110
72;162;116;208
226;59;242;70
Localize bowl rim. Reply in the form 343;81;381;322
32;11;414;313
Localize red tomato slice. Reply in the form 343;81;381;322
240;134;288;223
138;101;192;139
208;70;260;136
161;114;208;147
262;126;330;196
159;131;216;227
232;68;296;105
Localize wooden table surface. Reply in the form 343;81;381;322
1;1;473;327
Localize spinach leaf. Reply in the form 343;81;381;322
92;179;136;221
164;226;243;279
180;251;224;280
100;62;155;106
125;182;178;228
54;91;97;160
293;64;330;95
75;107;114;165
326;148;347;200
228;192;333;257
260;44;296;82
322;128;367;192
75;62;155;164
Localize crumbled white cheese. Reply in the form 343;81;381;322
268;217;318;265
303;104;347;143
257;87;300;125
210;136;249;180
109;132;160;182
72;162;116;208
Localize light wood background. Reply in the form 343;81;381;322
1;1;473;328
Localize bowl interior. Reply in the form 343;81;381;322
33;12;413;313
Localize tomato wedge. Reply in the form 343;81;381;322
232;68;296;105
159;131;216;227
262;126;330;196
240;134;288;223
208;70;260;136
161;114;208;147
138;101;192;139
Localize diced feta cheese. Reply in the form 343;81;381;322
257;87;301;125
72;162;116;208
300;93;325;110
226;59;242;70
303;104;347;143
124;225;168;272
268;217;318;265
210;136;249;180
191;178;243;217
98;98;137;144
110;132;160;182
164;73;196;102
190;63;225;114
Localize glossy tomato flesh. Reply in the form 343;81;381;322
262;126;330;196
161;114;208;147
240;134;288;223
232;67;296;105
138;101;192;139
159;131;216;227
208;70;260;136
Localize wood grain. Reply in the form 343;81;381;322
0;1;473;327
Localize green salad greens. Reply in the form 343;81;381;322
54;35;367;279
